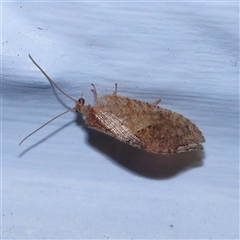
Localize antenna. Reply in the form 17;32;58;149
19;55;78;145
19;108;74;145
28;54;77;103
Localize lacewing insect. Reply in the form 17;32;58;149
19;54;205;154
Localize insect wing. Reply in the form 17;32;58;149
88;109;142;147
91;94;205;154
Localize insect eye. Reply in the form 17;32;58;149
78;98;85;106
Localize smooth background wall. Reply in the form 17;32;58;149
2;2;239;239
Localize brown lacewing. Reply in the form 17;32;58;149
19;54;205;154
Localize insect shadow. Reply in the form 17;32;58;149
20;112;204;179
76;114;205;180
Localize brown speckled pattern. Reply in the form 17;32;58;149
76;85;205;155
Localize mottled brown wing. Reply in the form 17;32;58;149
86;94;205;154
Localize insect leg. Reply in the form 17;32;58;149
91;84;98;103
113;83;118;95
152;99;161;105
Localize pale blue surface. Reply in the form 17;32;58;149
1;2;239;239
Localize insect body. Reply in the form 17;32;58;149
20;55;205;154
